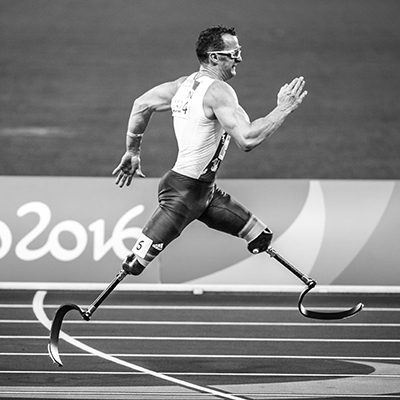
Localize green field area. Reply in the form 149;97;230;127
1;0;399;179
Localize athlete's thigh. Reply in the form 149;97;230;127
198;186;251;236
142;170;212;246
141;206;182;247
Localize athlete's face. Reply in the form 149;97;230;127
216;34;242;81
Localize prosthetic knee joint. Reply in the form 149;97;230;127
247;228;273;254
122;253;146;276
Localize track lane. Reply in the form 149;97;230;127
33;290;248;400
1;289;400;398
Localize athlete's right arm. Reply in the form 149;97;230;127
113;76;187;188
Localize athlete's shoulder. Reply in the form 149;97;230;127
175;75;189;86
210;80;236;95
159;75;188;98
206;80;238;105
168;75;187;92
140;75;190;112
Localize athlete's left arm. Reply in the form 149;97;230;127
113;76;186;188
127;76;187;134
210;77;307;152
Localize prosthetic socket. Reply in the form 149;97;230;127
122;254;146;276
247;228;273;254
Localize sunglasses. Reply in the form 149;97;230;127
208;47;242;60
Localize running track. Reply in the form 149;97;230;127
0;287;400;399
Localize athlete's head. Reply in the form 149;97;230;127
196;25;238;64
196;25;242;80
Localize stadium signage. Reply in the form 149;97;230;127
0;201;143;262
0;177;398;285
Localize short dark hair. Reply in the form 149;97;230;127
195;25;237;64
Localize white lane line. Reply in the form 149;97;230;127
32;290;245;400
2;319;400;327
0;319;400;328
3;303;400;312
2;335;400;343
1;371;399;378
3;353;400;361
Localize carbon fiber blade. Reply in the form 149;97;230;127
48;303;86;367
298;285;364;320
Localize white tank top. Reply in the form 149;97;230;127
171;73;230;181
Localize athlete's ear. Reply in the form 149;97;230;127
209;53;219;64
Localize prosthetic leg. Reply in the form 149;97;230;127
48;237;363;367
48;269;128;366
247;229;363;319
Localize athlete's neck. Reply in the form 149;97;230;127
197;65;225;81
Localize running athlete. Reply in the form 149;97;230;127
112;25;307;276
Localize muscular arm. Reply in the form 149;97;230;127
113;76;186;187
127;76;187;135
209;77;307;152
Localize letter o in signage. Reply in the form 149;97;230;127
48;220;88;261
0;221;12;259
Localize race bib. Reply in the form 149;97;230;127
172;97;191;119
171;79;200;119
132;232;153;258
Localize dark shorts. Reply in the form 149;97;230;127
135;170;257;263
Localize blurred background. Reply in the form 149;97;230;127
1;0;399;179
